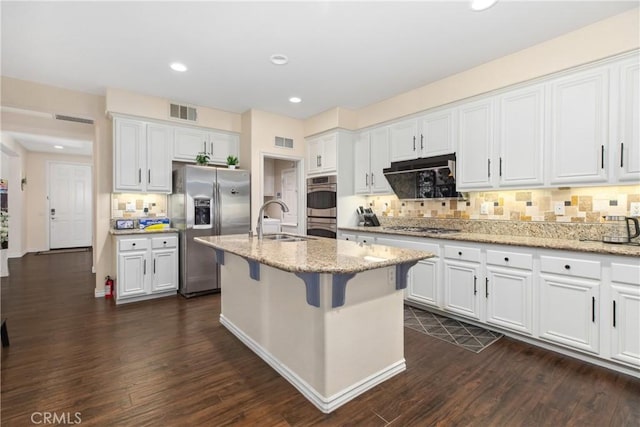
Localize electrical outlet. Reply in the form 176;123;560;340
388;267;396;286
554;202;565;216
631;202;640;217
480;202;491;215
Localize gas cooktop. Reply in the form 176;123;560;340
383;226;461;234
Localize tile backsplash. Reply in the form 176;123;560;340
111;193;168;218
366;185;640;223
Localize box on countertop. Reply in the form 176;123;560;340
139;218;171;230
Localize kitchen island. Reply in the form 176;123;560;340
195;234;433;413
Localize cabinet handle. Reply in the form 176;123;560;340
485;277;489;298
487;159;491;178
365;173;369;186
504;257;509;262
458;251;462;256
592;296;596;323
613;300;616;327
473;276;477;295
371;173;375;185
210;142;213;155
420;134;424;150
132;243;136;246
138;168;142;183
144;259;146;275
319;155;322;167
203;141;207;154
499;157;502;177
148;169;151;184
413;136;416;151
153;259;156;274
564;264;571;270
620;143;624;168
163;241;167;245
601;145;605;169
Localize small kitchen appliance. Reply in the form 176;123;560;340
602;216;640;244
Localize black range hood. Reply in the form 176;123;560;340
383;153;463;200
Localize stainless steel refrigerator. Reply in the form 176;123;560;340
170;164;250;297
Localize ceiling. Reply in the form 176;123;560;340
3;131;92;157
1;1;637;124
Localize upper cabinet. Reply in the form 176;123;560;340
307;133;337;175
615;57;640;182
390;107;456;162
548;66;610;185
113;117;172;193
354;127;392;195
173;127;239;166
457;98;494;190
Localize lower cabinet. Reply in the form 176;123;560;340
609;263;640;367
114;233;178;304
443;245;482;320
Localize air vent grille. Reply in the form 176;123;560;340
275;136;293;149
169;103;197;122
55;114;94;125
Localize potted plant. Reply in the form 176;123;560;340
226;155;239;169
195;151;210;166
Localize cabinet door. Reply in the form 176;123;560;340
320;134;337;172
370;127;392;193
617;57;640;182
210;132;239;165
407;258;440;309
173;127;210;162
146;124;173;192
419;109;456;157
497;85;545;187
354;132;371;194
486;266;533;335
114;118;145;192
457;99;494;190
610;283;640;367
548;67;609;185
539;274;599;354
390;119;419;162
443;259;481;320
117;251;148;298
307;138;322;174
151;249;178;293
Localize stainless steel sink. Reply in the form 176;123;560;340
261;234;313;242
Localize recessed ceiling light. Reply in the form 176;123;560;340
170;62;188;72
470;0;497;11
53;145;64;149
270;54;289;65
289;97;302;104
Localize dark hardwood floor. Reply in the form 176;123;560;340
1;252;639;426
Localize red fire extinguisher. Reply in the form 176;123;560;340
105;275;114;299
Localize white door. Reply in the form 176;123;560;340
485;266;533;335
457;99;494;190
443;260;481;320
617;57;640;182
281;168;298;225
419;108;456;157
406;258;440;309
113;118;145;192
389;119;418;162
151;249;178;293
146;123;173;193
49;162;92;249
370;127;392;193
353;132;371;194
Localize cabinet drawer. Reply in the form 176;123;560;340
611;263;640;285
151;235;177;249
444;245;481;262
118;238;149;251
540;256;601;279
486;250;532;270
397;240;440;257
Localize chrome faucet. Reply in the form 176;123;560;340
256;200;289;239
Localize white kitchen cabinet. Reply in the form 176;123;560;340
113;117;172;193
538;255;601;354
443;245;482;320
390;108;456;162
496;84;545;187
615;57;640;182
485;250;534;335
548;66;610;185
456;98;494;190
173;127;239;166
307;133;337;175
354;128;391;194
115;233;178;304
609;262;640;367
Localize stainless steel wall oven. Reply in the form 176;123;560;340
306;175;337;238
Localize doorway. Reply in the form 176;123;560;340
48;161;92;249
261;154;303;234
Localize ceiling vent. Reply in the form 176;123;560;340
169;103;198;122
275;136;294;149
55;114;94;125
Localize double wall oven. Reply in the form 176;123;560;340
306;175;337;239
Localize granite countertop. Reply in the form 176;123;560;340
110;228;180;236
339;226;640;257
194;234;434;274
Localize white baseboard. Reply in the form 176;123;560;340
220;314;406;413
94;288;105;298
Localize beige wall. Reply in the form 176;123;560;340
106;88;242;133
1;76;110;294
303;107;358;137
25;152;92;251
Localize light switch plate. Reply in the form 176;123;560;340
554;202;565;216
630;202;640;217
480;202;491;215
